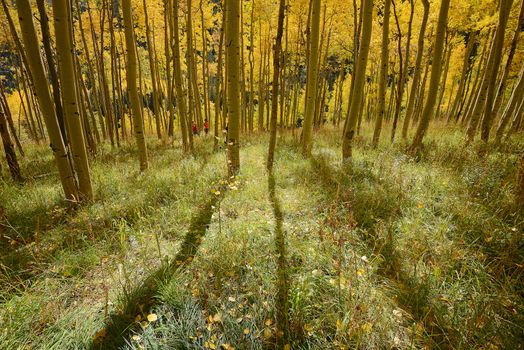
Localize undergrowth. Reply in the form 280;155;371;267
1;124;523;349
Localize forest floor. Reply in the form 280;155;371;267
1;123;523;349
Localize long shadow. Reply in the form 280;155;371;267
89;192;222;350
268;171;290;348
306;155;454;348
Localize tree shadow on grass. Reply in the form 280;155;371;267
89;191;222;350
267;171;290;348
306;154;454;348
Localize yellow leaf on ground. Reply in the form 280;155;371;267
213;313;222;322
243;328;250;335
264;318;273;326
147;313;158;322
361;322;373;333
263;328;272;339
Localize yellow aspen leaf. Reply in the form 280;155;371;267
243;328;250;335
361;322;373;333
264;318;273;326
263;328;272;339
213;313;222;323
147;313;158;322
284;344;291;350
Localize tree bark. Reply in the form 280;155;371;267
53;0;93;200
342;0;373;161
123;0;149;171
267;0;286;170
226;0;241;175
301;0;321;156
410;0;450;152
466;0;513;143
17;0;78;200
372;0;391;147
401;0;429;140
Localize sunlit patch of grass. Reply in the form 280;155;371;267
1;126;523;349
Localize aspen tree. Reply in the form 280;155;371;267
342;0;373;161
267;0;286;170
226;0;241;175
390;0;414;142
215;12;225;149
17;0;78;200
187;0;204;130
495;65;524;144
53;0;93;200
122;0;149;171
447;31;477;123
36;0;67;144
489;0;524;138
467;0;513;143
248;0;255;133
143;0;162;139
173;0;191;152
411;0;450;151
301;0;321;156
0;81;24;157
372;0;391;147
402;0;429;139
0;97;22;182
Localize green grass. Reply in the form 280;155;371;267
1;124;523;349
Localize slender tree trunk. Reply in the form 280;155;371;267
490;0;524;135
123;0;148;171
54;0;93;200
143;0;162;139
372;0;391;146
200;0;211;131
390;0;410;143
215;10;225;150
461;31;491;125
226;0;241;175
0;82;24;156
0;98;23;183
435;43;453;119
267;0;286;170
248;0;255;133
36;0;68;145
301;0;321;156
17;0;78;200
447;31;477;123
258;33;266;131
401;0;429;139
467;0;513;143
410;0;450;152
342;0;373;161
173;0;192;152
495;65;524;144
